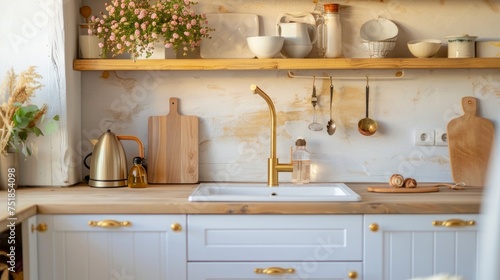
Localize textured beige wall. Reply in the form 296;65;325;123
80;0;500;183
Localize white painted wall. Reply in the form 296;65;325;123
79;0;500;184
0;0;81;186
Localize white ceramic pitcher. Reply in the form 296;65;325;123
277;22;317;58
277;22;317;46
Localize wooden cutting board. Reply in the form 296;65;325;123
148;97;199;184
368;186;439;193
447;96;494;187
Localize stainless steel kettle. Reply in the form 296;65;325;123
88;129;144;188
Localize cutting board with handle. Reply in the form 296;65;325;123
447;96;494;187
148;97;199;184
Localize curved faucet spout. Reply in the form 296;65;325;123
250;84;293;187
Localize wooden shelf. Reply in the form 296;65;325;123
73;58;500;71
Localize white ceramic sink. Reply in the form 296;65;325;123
188;183;361;202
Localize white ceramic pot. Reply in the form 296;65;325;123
446;34;477;58
79;35;101;58
476;40;500;58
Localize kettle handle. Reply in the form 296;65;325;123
117;135;144;158
83;153;92;169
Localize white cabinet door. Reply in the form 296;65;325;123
188;262;362;280
36;214;186;280
364;214;478;280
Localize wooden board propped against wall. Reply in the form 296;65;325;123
148;97;199;184
447;96;494;187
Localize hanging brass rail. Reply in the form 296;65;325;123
287;70;404;80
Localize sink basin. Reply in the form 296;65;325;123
188;183;361;202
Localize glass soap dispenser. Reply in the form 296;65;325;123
128;157;148;188
292;137;311;184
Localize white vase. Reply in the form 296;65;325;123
0;152;19;190
136;41;177;59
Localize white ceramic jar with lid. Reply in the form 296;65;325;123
79;23;101;58
446;34;477;58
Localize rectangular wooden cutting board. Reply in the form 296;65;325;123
447;96;495;187
148;97;199;184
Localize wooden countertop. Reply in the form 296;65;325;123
0;183;483;228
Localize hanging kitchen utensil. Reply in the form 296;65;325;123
326;77;336;135
447;96;494;187
148;97;199;184
358;77;378;136
79;6;92;23
308;77;323;131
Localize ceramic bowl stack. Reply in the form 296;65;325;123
360;18;398;58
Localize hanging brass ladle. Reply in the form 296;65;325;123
358;77;378;136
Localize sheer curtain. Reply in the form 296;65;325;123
478;115;500;280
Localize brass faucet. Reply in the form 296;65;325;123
251;85;293;187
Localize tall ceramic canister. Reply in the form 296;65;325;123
322;3;342;58
79;23;101;58
446;34;477;58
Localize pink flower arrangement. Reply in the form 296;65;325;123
89;0;212;58
151;0;212;56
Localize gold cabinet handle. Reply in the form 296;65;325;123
369;223;379;232
254;267;296;275
348;271;358;279
171;223;182;232
88;220;131;228
31;223;48;233
433;219;476;227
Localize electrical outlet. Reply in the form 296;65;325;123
435;129;448;146
415;129;435;146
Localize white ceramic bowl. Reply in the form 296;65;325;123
360;18;399;41
247;36;285;58
281;44;313;58
476;40;500;57
407;39;441;58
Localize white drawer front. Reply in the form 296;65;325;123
52;214;180;231
188;215;363;261
188;262;362;279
